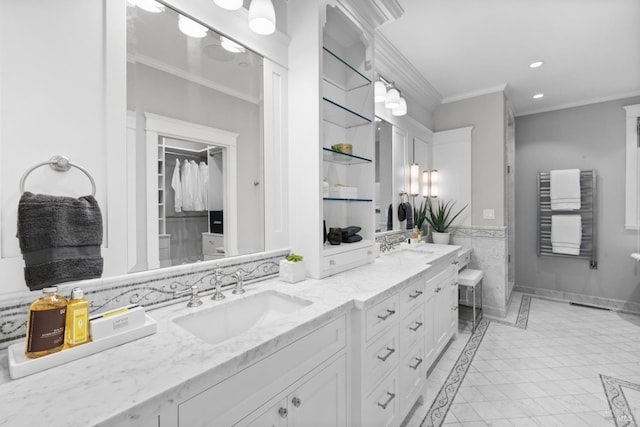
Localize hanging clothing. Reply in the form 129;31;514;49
181;160;193;211
171;159;183;213
191;160;204;211
199;161;209;210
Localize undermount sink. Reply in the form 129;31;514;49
173;290;312;345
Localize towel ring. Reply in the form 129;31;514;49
399;191;409;203
20;155;96;196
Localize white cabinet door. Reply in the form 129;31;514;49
289;355;347;427
433;276;451;356
424;289;436;368
236;399;288;427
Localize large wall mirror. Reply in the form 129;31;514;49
0;1;268;296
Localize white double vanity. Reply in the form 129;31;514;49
0;244;464;427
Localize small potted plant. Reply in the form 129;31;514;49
279;253;306;283
424;198;467;244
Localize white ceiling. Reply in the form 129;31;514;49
378;0;640;116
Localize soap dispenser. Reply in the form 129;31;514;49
25;286;67;358
65;287;91;347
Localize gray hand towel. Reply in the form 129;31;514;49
387;204;393;231
17;192;103;291
405;202;414;229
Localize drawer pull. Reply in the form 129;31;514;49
434;287;442;293
377;392;396;410
410;357;423;370
377;309;396;321
278;407;288;418
291;397;301;407
377;347;396;362
329;259;336;266
452;306;458;311
409;321;423;332
409;290;423;299
453;260;459;265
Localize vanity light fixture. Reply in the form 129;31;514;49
430;170;439;198
409;163;420;196
178;15;208;38
422;171;429;197
221;36;246;53
392;97;407;116
374;81;387;103
385;88;401;110
533;93;544;99
249;0;276;35
128;0;165;13
214;0;243;10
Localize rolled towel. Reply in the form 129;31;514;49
551;214;581;256
17;192;104;290
342;234;363;243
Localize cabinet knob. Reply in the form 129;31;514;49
452;306;458;311
278;407;288;418
434;287;442;293
329;259;336;266
291;397;301;407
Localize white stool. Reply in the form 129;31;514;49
458;268;483;332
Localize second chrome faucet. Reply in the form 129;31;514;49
211;268;225;301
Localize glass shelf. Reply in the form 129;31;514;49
322;148;372;164
323;197;373;202
322;97;371;128
322;47;371;91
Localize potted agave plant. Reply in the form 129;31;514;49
424;198;467;244
413;199;429;238
279;252;306;283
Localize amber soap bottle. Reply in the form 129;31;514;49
65;287;91;347
25;286;67;358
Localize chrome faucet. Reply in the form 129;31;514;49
211;268;226;301
232;270;246;295
173;284;203;307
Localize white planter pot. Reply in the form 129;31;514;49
279;260;307;283
431;231;450;245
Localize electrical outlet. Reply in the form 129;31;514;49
483;209;495;220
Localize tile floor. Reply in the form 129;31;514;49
403;292;640;427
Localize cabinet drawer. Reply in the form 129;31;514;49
425;268;450;295
400;305;425;353
202;233;224;255
457;250;471;270
322;245;375;274
364;370;400;427
365;325;400;391
399;277;425;316
178;315;346;426
366;294;400;341
399;344;426;417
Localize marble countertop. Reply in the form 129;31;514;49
0;243;459;427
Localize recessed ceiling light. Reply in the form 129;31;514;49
533;93;544;99
529;61;544;69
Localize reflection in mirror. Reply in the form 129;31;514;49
375;118;393;232
128;3;265;272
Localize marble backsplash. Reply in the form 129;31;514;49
0;249;288;348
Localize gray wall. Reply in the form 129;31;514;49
515;96;640;305
434;92;505;225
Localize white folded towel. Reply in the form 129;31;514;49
550;169;581;210
551;215;582;255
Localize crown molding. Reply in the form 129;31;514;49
336;0;404;29
516;90;640;117
441;84;508;105
374;32;442;114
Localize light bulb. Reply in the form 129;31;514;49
221;36;245;53
430;170;439;198
391;97;407;116
178;15;208;39
385;88;400;109
374;81;387;103
410;163;420;196
249;0;276;35
214;0;243;10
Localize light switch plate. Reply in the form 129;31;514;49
483;209;495;220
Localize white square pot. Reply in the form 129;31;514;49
279;260;307;283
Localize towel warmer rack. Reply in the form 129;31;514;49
20;155;96;196
537;169;597;269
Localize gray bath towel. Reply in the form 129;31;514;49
17;192;103;290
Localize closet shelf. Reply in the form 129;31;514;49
322;148;372;164
322;97;371;128
323;197;372;202
322;47;371;92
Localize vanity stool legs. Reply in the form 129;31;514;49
458;268;483;332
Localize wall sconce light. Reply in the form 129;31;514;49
422;170;438;198
409;163;420;196
214;0;243;10
375;74;407;117
127;0;165;13
178;15;208;38
249;0;276;35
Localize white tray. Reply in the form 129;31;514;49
7;313;157;379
